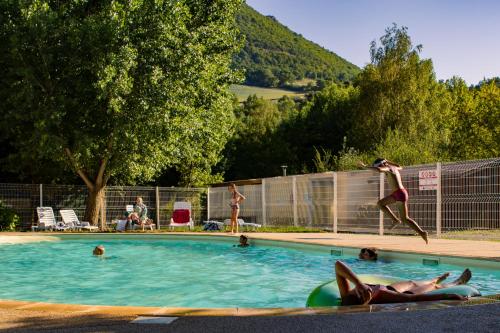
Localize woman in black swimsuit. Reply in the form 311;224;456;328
228;183;246;234
335;261;471;305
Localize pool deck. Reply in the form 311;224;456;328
0;232;499;332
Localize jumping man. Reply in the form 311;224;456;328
359;158;428;244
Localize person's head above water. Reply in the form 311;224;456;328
372;158;387;168
359;247;377;261
239;235;248;246
93;245;105;256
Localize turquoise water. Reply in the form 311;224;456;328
0;237;499;308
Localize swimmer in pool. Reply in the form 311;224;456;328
335;260;471;305
359;247;378;261
93;245;105;256
359;158;428;244
233;235;250;248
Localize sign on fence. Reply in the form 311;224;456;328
418;169;438;190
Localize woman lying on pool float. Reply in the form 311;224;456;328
335;260;471;305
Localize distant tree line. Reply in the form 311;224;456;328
222;25;499;180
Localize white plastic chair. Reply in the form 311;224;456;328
60;209;99;232
169;202;194;230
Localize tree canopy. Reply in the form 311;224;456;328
0;0;242;224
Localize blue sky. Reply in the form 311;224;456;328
246;0;500;84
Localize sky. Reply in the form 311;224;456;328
246;0;500;85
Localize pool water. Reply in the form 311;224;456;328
0;237;498;308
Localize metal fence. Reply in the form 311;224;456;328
1;158;498;234
0;184;207;230
208;158;500;235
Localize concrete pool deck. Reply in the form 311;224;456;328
0;232;499;332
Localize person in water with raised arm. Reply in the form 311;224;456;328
359;158;428;244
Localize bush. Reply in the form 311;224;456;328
0;201;20;231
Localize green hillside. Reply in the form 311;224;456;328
234;3;360;88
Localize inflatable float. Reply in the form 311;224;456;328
306;274;480;307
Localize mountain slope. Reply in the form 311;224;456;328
233;3;360;88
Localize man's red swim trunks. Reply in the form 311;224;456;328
391;188;408;202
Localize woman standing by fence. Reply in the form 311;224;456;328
228;183;246;234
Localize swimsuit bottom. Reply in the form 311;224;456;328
391;188;408;202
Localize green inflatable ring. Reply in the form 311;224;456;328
306;274;480;307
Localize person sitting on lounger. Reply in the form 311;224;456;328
127;196;150;228
335;260;470;305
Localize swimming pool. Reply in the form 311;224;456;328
0;235;498;308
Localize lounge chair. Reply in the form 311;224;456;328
223;218;262;231
33;207;70;231
169;201;194;230
60;209;99;232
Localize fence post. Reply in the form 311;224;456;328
261;179;266;226
100;192;106;231
155;186;160;229
333;172;338;234
39;184;43;207
206;187;210;221
292;176;298;227
379;173;384;236
436;162;442;237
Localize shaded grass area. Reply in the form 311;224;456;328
440;229;500;242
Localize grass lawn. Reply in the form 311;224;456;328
230;84;305;102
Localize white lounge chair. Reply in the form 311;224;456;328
60;209;99;232
169;201;194;230
33;207;69;231
223;218;262;231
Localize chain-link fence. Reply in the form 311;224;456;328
0;185;206;230
208;158;500;235
1;158;498;234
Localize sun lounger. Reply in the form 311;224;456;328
33;207;71;231
223;218;262;231
60;209;99;232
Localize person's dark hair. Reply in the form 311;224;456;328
359;247;378;260
239;235;248;242
372;158;386;167
341;292;362;306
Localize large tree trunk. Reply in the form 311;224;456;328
85;186;105;227
64;147;111;229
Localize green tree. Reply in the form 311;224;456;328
0;0;242;225
351;24;452;164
